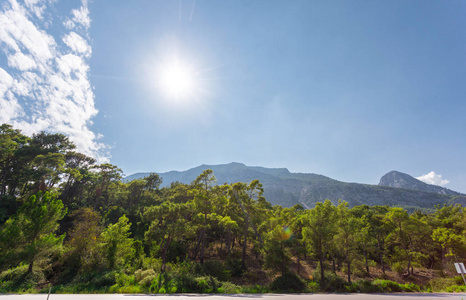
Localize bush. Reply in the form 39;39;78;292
0;264;45;293
174;273;198;293
354;279;383;293
428;277;462;292
307;281;320;293
403;283;421;292
116;273;135;287
446;285;466;293
241;284;269;293
90;271;117;288
390;262;406;275
200;260;230;281
313;270;347;292
269;273;307;293
195;276;220;293
225;259;246;277
372;279;403;292
134;269;156;288
218;282;241;294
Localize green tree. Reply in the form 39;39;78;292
0;192;67;273
302;199;337;283
230;180;265;268
64;207;102;274
0;124;28;204
100;215;134;269
190;169;217;264
430;205;466;263
143;201;189;272
335;201;360;283
386;207;430;276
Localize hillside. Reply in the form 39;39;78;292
378;170;463;196
125;162;466;209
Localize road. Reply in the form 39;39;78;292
2;294;466;300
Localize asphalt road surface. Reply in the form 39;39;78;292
2;294;466;300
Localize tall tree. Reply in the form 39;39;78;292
0;192;67;273
303;199;337;283
101;215;133;270
335;201;359;283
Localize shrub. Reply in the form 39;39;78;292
174;273;198;293
402;283;420;292
241;284;269;293
307;281;320;293
200;260;230;281
354;279;383;293
454;275;466;285
446;285;466;293
90;271;117;288
390;262;406;275
312;270;347;292
0;264;45;293
116;273;135;287
225;259;246;277
218;282;241;294
269;273;307;293
427;278;456;292
135;269;156;288
196;276;220;293
372;279;403;292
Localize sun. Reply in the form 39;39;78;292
157;58;197;100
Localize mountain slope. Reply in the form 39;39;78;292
379;171;463;196
125;163;466;209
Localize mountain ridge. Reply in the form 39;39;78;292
125;162;466;209
378;170;463;196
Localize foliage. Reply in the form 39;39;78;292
269;272;307;293
0;191;67;273
2;123;466;294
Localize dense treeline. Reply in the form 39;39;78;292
1;123;466;293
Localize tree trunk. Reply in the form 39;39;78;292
28;260;34;274
319;239;325;283
347;248;351;283
161;234;172;272
347;260;351;283
0;166;5;203
319;252;324;283
281;242;285;276
192;231;203;261
364;248;369;274
199;229;206;265
226;229;231;256
297;254;300;275
242;218;248;269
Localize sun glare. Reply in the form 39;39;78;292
157;59;196;100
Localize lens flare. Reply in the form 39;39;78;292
280;226;293;240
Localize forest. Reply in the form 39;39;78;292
1;123;466;294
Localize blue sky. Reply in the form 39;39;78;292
1;0;466;192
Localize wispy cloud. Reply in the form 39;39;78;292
416;171;450;187
0;0;107;161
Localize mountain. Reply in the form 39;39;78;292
378;170;463;196
125;163;466;209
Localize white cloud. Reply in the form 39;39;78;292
24;0;48;19
7;52;37;70
0;67;22;123
64;1;91;30
63;32;91;58
416;171;450;187
0;0;108;162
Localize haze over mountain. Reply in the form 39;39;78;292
126;163;466;210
